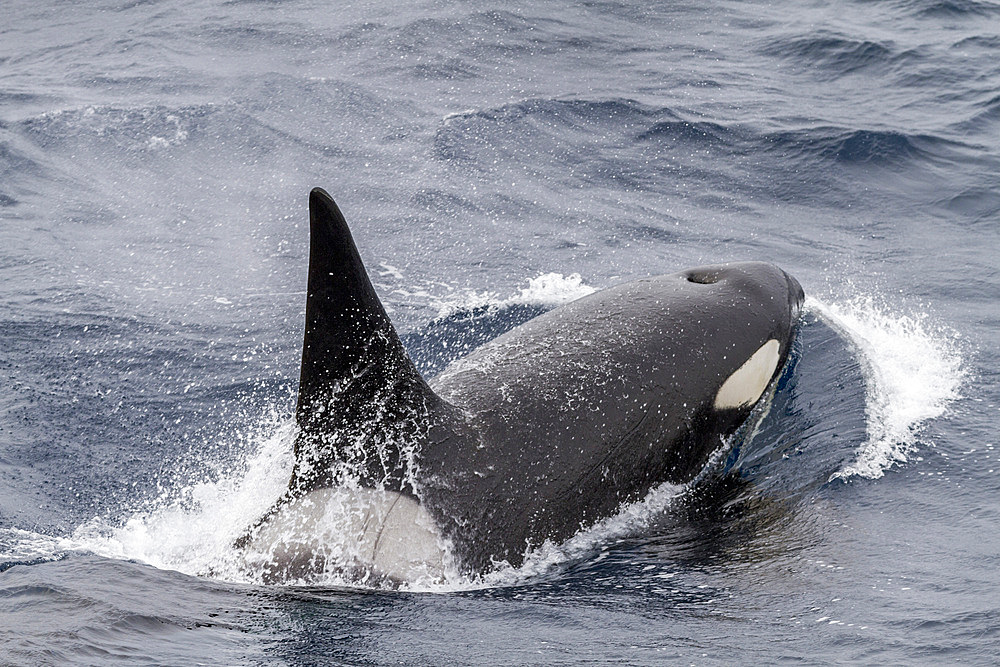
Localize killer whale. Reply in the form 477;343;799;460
238;188;805;582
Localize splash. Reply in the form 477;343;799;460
809;296;965;480
0;412;292;580
4;279;963;589
1;409;691;592
431;272;596;319
63;417;295;581
0;274;602;591
471;481;688;589
514;272;596;306
0;272;719;592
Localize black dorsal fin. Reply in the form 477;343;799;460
291;188;434;493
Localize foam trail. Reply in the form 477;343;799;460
809;296;965;480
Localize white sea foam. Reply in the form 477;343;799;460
514;271;597;306
0;431;285;584
61;417;295;581
431;271;596;319
809;295;966;480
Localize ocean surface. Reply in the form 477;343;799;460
1;0;997;663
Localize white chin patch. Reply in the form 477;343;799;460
713;339;781;410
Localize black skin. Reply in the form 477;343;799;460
272;188;804;575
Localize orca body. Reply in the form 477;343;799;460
239;188;805;582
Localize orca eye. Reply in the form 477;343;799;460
686;269;721;285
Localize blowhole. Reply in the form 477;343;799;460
686;270;721;285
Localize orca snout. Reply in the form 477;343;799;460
782;268;805;318
684;261;805;323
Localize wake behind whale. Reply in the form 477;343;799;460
234;188;805;584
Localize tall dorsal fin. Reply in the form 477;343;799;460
291;188;434;493
296;188;399;415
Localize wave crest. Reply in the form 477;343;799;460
812;296;966;480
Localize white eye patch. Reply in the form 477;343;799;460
246;487;447;582
713;339;780;410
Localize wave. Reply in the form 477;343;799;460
812;296;966;480
759;33;915;78
434;97;660;183
430;270;595;316
636;118;738;146
937;185;1000;223
950;35;1000;50
379;9;612;69
765;128;953;166
400;272;595;376
17;104;209;152
950;93;1000;136
905;0;1000;18
0;134;45;183
9;77;392;162
435;96;965;183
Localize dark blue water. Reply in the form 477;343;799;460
2;0;997;663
